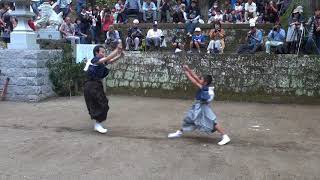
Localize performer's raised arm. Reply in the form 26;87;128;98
183;65;202;88
97;44;123;64
184;65;202;84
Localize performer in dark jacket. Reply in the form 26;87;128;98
83;44;123;133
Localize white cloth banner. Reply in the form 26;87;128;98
76;44;97;63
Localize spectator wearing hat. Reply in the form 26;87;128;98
265;22;286;54
185;0;200;35
172;29;186;53
237;23;263;54
188;27;205;53
142;0;157;22
146;21;164;50
207;21;225;54
286;6;304;54
305;8;320;54
208;9;223;24
244;0;257;23
126;19;143;51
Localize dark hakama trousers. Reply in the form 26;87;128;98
84;80;109;123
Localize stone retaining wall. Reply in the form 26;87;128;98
0;50;62;102
106;52;320;103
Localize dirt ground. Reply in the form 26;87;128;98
0;96;319;180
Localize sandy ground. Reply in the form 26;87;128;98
0;96;319;180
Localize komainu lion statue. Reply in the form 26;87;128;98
35;2;63;30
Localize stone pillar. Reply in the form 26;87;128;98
7;0;39;50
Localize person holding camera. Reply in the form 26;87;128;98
286;6;304;54
265;23;286;54
237;23;263;54
207;21;225;54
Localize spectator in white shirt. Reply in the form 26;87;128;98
146;21;163;49
244;0;257;22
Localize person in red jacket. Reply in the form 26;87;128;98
28;19;36;31
102;9;114;40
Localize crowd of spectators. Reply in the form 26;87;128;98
0;0;319;55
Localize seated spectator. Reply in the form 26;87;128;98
159;0;173;22
208;9;223;24
207;21;225;54
305;8;320;55
75;18;88;44
237;23;263;54
265;23;286;54
221;0;232;22
126;19;143;51
56;0;72;18
102;9;115;39
185;0;200;36
286;6;304;54
173;3;186;24
244;0;257;23
188;27;205;53
143;0;157;22
31;0;41;17
105;25;122;49
262;1;279;23
59;17;80;44
234;0;244;23
146;21;164;50
124;0;142;23
208;2;220;21
114;0;126;23
172;29;186;53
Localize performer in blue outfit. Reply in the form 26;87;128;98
83;44;123;134
168;65;231;145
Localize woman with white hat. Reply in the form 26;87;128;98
286;6;304;54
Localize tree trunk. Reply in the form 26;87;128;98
198;0;210;22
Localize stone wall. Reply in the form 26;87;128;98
106;52;320;103
0;50;62;102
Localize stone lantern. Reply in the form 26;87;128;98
7;0;39;49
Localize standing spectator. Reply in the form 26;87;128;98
188;27;205;53
146;21;163;50
173;3;186;24
77;0;86;15
244;0;257;23
142;0;157;22
59;17;80;44
102;9;115;40
262;1;279;23
114;0;126;23
105;25;122;49
305;8;320;54
56;0;72;18
207;21;225;54
286;6;304;54
172;28;186;53
237;23;263;54
126;19;143;50
0;2;12;44
265;23;286;54
90;7;100;44
79;6;91;35
75;18;88;44
124;0;142;23
185;0;200;36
